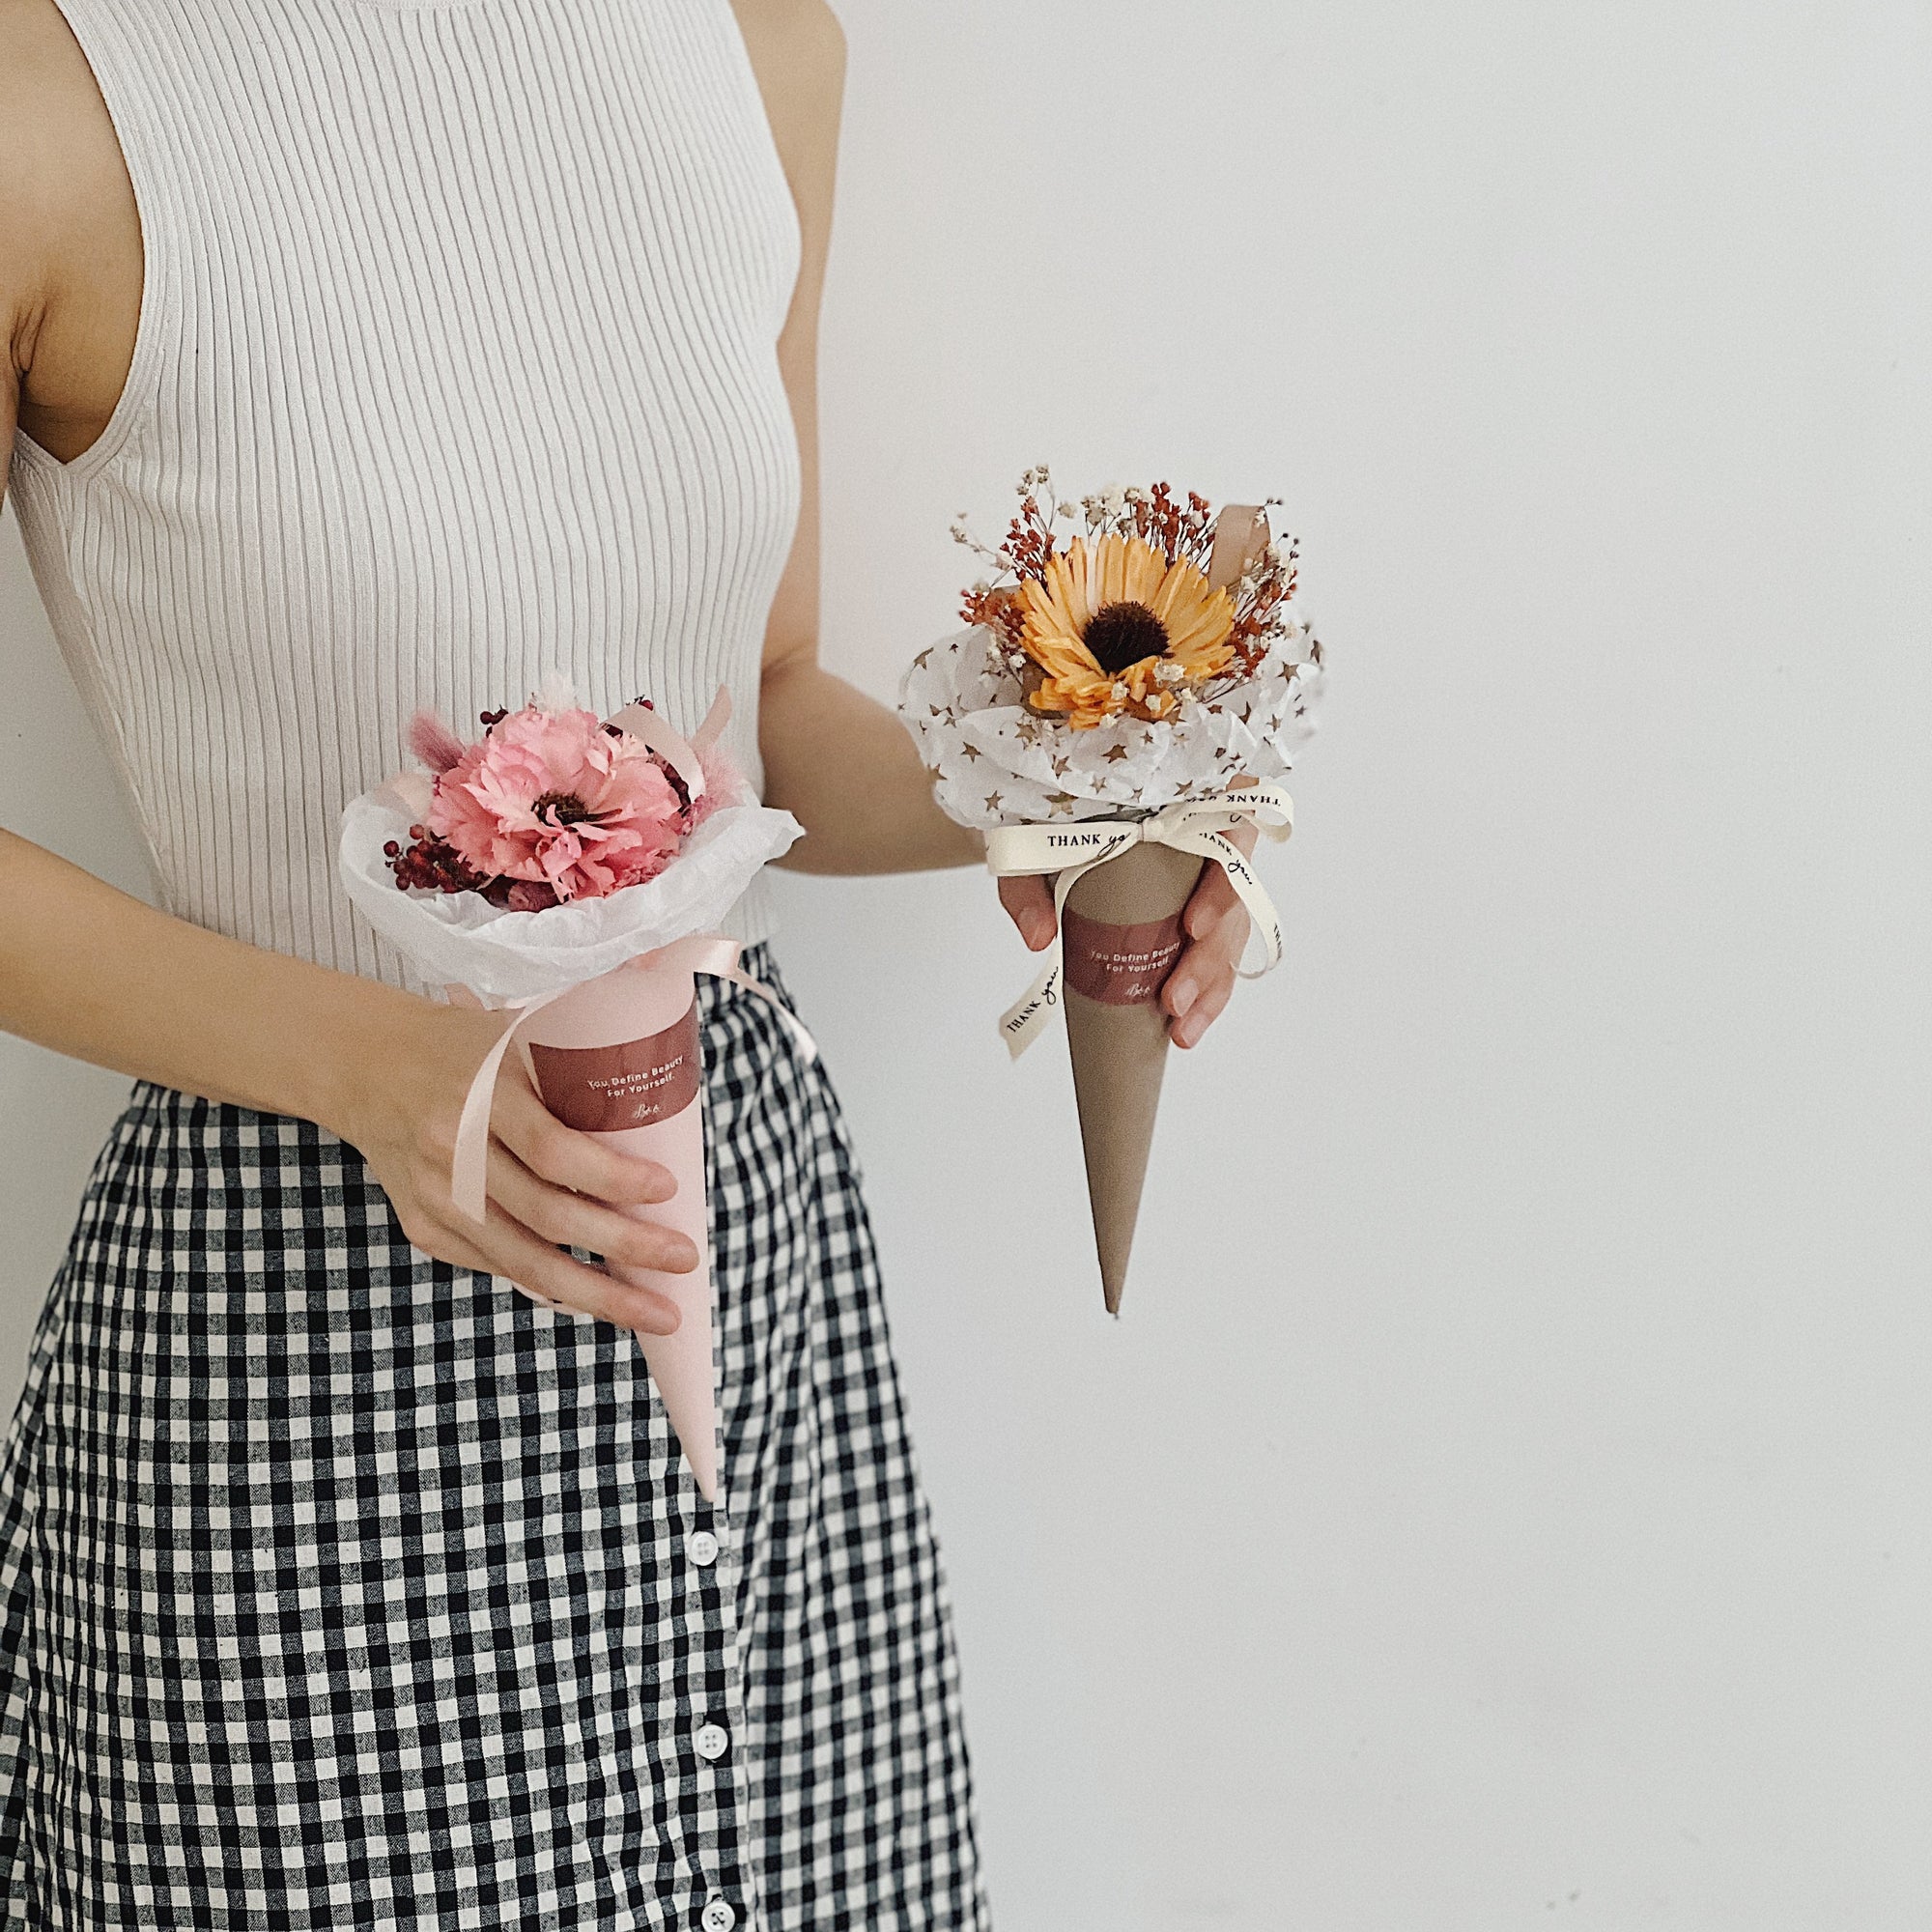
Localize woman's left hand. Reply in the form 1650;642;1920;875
995;820;1257;1048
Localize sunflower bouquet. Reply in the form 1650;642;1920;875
900;469;1323;1310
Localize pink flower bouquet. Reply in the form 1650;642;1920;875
339;684;806;1501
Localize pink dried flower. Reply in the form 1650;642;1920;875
681;739;748;837
429;703;684;901
407;709;469;776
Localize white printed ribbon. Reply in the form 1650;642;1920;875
447;935;817;1225
982;784;1293;1058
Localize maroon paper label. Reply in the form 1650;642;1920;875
1061;908;1186;1007
528;1005;701;1132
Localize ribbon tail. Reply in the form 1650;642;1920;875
449;984;574;1224
997;938;1064;1059
451;1017;526;1225
1170;827;1286;977
709;965;818;1065
691;688;731;758
645;933;820;1065
996;859;1101;1057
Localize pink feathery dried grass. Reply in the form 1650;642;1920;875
407;709;470;776
682;737;748;836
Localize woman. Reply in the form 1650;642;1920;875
0;0;1252;1923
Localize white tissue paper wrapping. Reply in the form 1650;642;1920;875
898;622;1324;830
338;797;803;1004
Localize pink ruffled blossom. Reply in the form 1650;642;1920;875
428;703;684;902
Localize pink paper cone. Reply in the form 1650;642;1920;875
518;954;720;1500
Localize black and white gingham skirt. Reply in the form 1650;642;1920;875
0;950;987;1930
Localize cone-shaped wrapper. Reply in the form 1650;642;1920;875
1057;503;1272;1313
1062;840;1205;1314
519;956;720;1499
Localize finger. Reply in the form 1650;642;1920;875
433;1224;661;1331
998;874;1057;950
474;1208;684;1333
1182;861;1241;941
1164;901;1250;1015
1171;968;1234;1048
1163;941;1212;1020
494;1084;678;1206
490;1148;701;1276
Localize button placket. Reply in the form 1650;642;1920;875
683;1485;757;1931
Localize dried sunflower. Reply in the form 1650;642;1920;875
1015;533;1236;728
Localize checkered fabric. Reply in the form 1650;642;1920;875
0;950;988;1929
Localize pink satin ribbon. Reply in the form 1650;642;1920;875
449;934;817;1225
605;687;730;803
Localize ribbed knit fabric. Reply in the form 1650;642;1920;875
9;0;802;983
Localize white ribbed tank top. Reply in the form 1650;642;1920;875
10;0;801;984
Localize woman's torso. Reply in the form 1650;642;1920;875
8;0;801;984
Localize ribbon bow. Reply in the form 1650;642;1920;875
982;784;1293;1057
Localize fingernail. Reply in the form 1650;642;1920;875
1026;915;1051;950
1169;977;1197;1017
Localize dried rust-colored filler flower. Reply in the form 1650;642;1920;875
954;469;1314;730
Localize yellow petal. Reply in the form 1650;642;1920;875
1124;541;1164;606
1149;560;1199;625
1065;538;1094;631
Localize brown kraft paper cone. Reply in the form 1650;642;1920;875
1055;500;1270;1315
1061;839;1204;1315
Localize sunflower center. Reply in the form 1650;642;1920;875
1083;600;1170;675
531;790;594;826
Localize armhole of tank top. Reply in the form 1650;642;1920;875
10;0;171;488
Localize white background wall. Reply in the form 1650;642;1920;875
5;1;1929;1925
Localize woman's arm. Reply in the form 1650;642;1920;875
0;20;694;1328
733;0;1251;1039
0;833;697;1327
731;0;980;877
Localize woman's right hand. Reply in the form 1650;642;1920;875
333;998;696;1333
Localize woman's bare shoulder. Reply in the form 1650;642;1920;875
728;0;846;164
0;0;121;252
729;0;847;77
0;0;144;464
